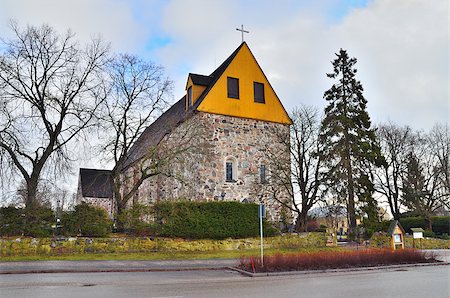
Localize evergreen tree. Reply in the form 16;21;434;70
402;152;433;229
320;49;383;239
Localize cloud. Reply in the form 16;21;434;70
0;0;447;197
157;0;447;130
335;0;448;128
3;0;445;130
0;0;164;53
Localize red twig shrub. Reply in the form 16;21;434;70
239;249;437;272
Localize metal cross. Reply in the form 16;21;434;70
236;24;249;43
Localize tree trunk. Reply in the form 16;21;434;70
115;199;127;232
295;211;308;232
425;214;432;231
345;151;357;240
25;177;39;209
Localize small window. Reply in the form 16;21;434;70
254;82;265;103
226;162;233;182
227;77;239;99
260;165;267;184
187;86;192;107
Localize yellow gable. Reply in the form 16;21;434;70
196;43;292;125
185;76;207;110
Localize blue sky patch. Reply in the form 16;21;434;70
145;35;172;51
327;0;370;23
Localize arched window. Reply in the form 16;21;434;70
225;157;237;182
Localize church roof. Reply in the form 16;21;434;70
188;73;213;86
79;168;113;198
122;97;190;169
122;43;244;170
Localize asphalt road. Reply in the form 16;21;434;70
0;265;448;298
0;259;237;274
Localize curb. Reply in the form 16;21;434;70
229;261;450;277
0;266;229;275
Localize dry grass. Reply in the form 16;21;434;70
239;248;438;272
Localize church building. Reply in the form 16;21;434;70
78;42;292;222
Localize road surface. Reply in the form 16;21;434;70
0;264;448;297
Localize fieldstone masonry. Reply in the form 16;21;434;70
124;112;291;222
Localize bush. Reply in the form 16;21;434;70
431;217;450;235
438;233;449;240
369;232;390;248
306;220;319;232
118;204;157;236
0;206;23;236
423;230;436;238
399;216;449;236
155;201;277;239
399;217;427;233
239;249;437;272
0;206;54;237
61;202;111;237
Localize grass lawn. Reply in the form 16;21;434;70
0;247;343;262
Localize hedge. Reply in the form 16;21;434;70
61;202;112;237
0;206;54;237
399;216;449;235
155;201;277;239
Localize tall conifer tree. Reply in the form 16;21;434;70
320;49;383;238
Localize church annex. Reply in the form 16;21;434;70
78;42;292;222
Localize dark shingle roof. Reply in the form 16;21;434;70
122;96;190;169
121;43;246;170
388;220;405;235
79;168;113;198
189;73;213;86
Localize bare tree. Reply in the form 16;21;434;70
117;118;208;212
264;105;324;232
374;122;416;219
100;54;171;168
0;22;109;208
428;123;450;200
99;54;211;226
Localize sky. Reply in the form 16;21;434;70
0;0;448;199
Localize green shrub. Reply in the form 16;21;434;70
0;206;54;237
438;233;449;240
155;201;277;239
117;204;157;236
61;202;111;237
423;230;436;238
399;216;449;236
369;232;390;248
23;206;54;237
0;206;23;236
399;217;427;233
431;217;450;235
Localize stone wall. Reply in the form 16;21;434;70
122;112;292;222
76;177;114;218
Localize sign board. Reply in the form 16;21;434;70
413;232;423;239
258;204;265;218
411;228;424;239
394;234;402;243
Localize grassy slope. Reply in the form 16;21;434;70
0;247;342;262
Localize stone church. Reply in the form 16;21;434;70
78;42;292;222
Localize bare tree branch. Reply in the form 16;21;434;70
0;22;109;207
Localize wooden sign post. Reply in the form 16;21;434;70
388;220;405;250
